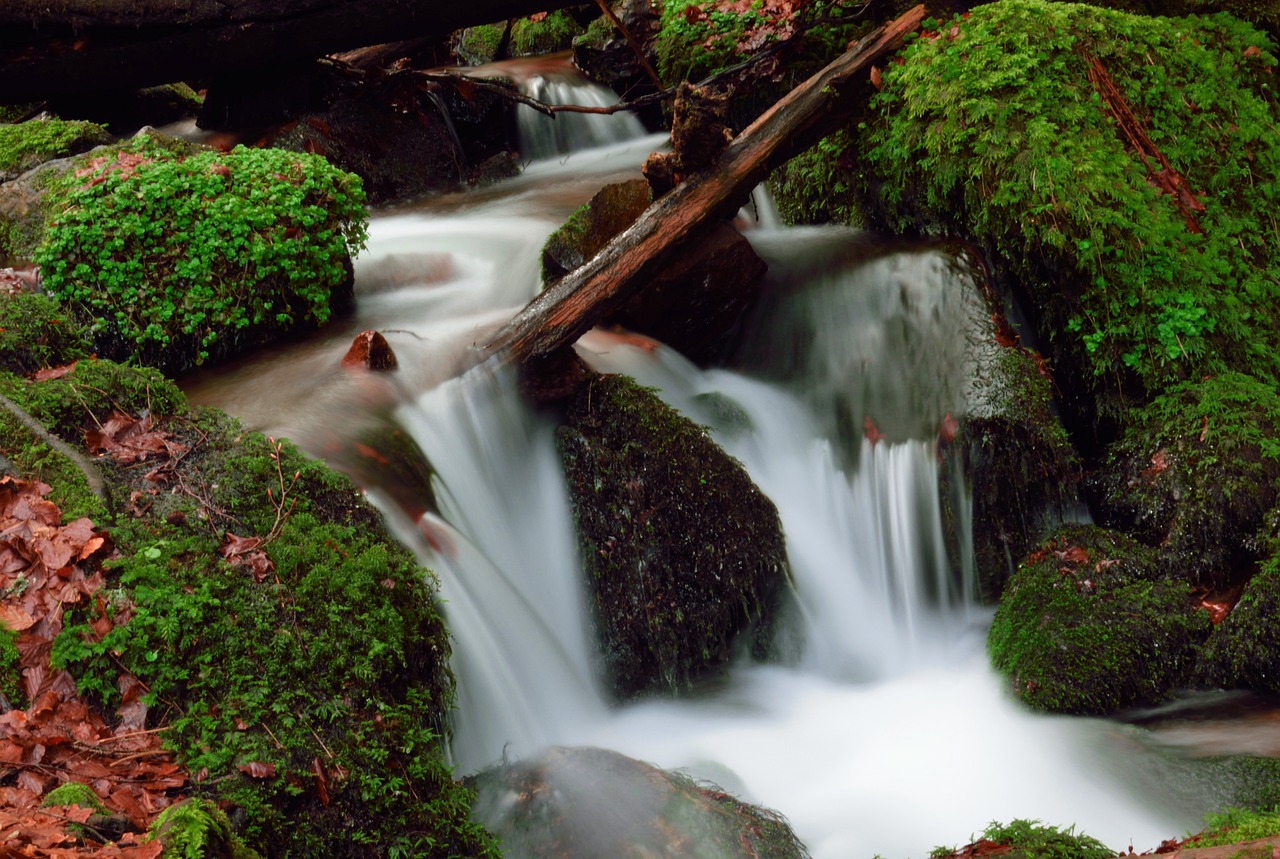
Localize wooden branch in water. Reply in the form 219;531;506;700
478;4;927;365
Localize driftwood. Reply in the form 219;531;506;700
0;0;575;101
480;4;926;365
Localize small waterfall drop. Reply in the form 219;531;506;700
184;108;1220;858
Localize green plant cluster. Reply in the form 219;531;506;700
49;417;496;856
1091;372;1280;589
933;819;1115;859
0;117;109;178
151;798;261;859
556;373;788;700
1188;806;1280;847
510;10;585;56
35;134;368;375
988;523;1212;714
858;0;1280;409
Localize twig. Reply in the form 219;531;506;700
592;0;663;91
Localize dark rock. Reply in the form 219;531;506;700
49;82;202;134
541;178;652;283
1194;559;1280;695
341;330;398;371
988;523;1212;715
572;0;662;94
556;373;789;700
520;346;593;406
470;746;810;859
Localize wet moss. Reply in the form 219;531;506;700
510;10;585;57
0;625;21;710
0;293;94;376
1090;372;1280;590
556;374;789;700
0;117;110;179
150;798;260;859
540;179;651;285
1194;555;1280;693
988;523;1212;714
41;782;110;814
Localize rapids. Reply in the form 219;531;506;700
185;72;1227;858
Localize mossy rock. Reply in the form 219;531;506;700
839;0;1280;448
150;798;260;859
32;132;367;376
1194;555;1280;693
510;10;586;57
0;292;94;376
1089;372;1280;590
556;374;789;700
470;746;808;859
0;117;110;181
988;523;1212;714
541;179;651;284
956;344;1080;600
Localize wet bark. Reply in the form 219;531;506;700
480;5;927;366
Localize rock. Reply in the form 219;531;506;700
469;746;810;859
988;523;1212;715
1194;559;1280;694
341;330;398;371
573;0;662;93
556;373;789;700
541;178;652;283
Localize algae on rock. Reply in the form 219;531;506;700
557;373;789;700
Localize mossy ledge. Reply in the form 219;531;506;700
556;373;790;701
0;329;497;856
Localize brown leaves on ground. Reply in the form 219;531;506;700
0;476;189;856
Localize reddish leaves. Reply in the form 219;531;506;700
84;414;188;470
220;533;273;582
0;477;190;855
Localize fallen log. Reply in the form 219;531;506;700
0;0;574;102
480;4;926;365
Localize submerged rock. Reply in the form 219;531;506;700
469;746;810;859
556;373;789;700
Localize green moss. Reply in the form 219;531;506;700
1092;372;1280;589
50;422;496;857
855;0;1280;433
151;798;261;859
33;133;368;376
988;523;1212;714
769;130;864;226
42;781;110;814
1189;806;1280;847
1194;556;1280;692
933;819;1115;859
556;374;789;700
0;624;21;710
454;23;508;65
540;179;651;284
0;293;94;376
0;117;110;177
510;10;584;57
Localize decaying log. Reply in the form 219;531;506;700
479;4;926;365
0;0;575;102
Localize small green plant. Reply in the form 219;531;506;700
41;781;109;814
1190;807;1280;847
982;819;1115;859
150;798;260;859
35;135;368;375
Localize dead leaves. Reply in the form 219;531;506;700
84;414;188;472
0;477;189;856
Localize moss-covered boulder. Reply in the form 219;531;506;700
988;524;1212;714
541;179;652;284
1089;373;1280;591
150;798;261;859
0;341;495;856
0;117;110;183
1194;555;1280;693
30;131;367;377
0;292;93;376
469;746;808;859
557;373;789;700
793;0;1280;447
454;11;587;64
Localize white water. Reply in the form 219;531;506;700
186;76;1218;858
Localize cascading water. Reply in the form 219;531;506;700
186;68;1222;858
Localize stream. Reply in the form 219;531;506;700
185;70;1229;857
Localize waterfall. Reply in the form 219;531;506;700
184;77;1218;857
509;60;647;161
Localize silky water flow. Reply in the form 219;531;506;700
186;71;1226;858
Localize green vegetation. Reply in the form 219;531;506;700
0;117;109;177
933;819;1115;859
1195;557;1280;692
41;781;109;814
988;523;1211;714
150;798;261;859
769;130;863;226
1092;372;1280;589
857;1;1280;418
557;374;788;700
0;292;93;376
34;133;368;375
510;10;585;57
0;624;21;710
1189;806;1280;848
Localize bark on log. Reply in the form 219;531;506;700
0;0;575;102
480;5;926;365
